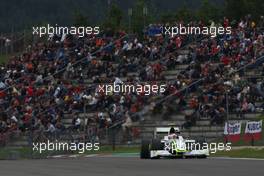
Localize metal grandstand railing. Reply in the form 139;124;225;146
130;35;207;119
133;53;264;121
0;33;133;150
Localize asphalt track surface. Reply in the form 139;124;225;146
0;156;263;176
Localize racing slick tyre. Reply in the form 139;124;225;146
150;139;164;159
151;139;163;150
140;140;150;159
193;137;207;159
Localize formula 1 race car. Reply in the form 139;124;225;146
140;127;209;159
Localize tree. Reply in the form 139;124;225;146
197;0;220;24
73;10;89;27
160;12;176;24
248;0;264;20
132;0;149;34
175;4;192;22
104;3;123;31
224;0;247;20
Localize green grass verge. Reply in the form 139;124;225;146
84;146;140;154
211;148;264;159
2;146;264;159
0;147;61;160
0;145;140;160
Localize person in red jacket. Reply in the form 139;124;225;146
27;86;34;97
221;55;231;65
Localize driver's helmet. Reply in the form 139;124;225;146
169;127;175;134
169;127;177;139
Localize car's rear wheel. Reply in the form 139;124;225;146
140;140;150;159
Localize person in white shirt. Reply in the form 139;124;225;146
114;77;123;85
45;122;56;133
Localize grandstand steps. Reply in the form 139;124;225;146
164;74;179;80
168;113;261;121
133;119;224;137
255;102;263;107
81;64;190;84
169;114;185;120
134;113;261;142
163;65;188;74
6;140;29;147
227;113;261;120
135;125;223;133
1;132;30;148
127;72;139;77
61;119;73;125
139;130;222;141
177;50;190;55
163;70;180;76
59;110;261;143
60;111;263;124
245;70;259;76
228;119;258;124
83;79;93;84
175;64;189;70
147;55;264;142
243;73;263;77
63;112;98;119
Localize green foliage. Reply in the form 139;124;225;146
211;148;264;158
247;0;264;20
160;12;177;24
1;0;264;35
73;10;89;27
132;0;149;34
104;3;123;31
224;0;264;20
224;0;247;20
175;5;193;22
196;0;221;24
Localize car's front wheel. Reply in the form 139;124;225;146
140;140;150;159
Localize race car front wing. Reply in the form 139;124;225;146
150;148;209;158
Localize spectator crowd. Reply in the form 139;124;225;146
0;15;264;143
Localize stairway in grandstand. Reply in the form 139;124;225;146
8;36;202;146
57;53;264;144
132;54;264;143
4;37;264;147
58;37;200;127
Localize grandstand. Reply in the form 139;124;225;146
0;16;264;150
